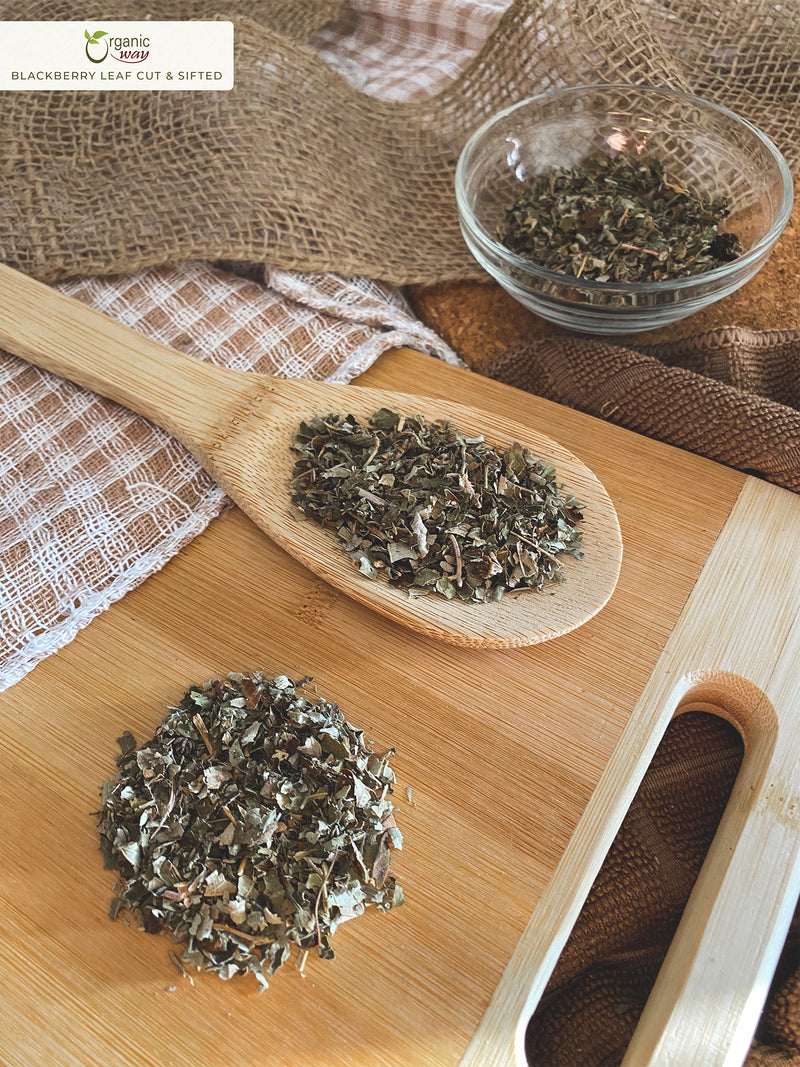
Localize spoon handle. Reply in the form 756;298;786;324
0;262;254;450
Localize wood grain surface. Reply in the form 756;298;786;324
463;477;800;1066
0;348;747;1067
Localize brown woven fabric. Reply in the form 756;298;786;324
485;328;800;491
2;0;800;283
641;328;800;410
525;712;800;1066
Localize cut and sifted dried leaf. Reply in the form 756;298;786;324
291;408;584;603
96;672;403;988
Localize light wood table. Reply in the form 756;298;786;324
2;347;798;1067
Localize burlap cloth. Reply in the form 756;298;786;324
2;0;799;281
2;1;799;1061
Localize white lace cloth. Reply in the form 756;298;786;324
0;1;510;690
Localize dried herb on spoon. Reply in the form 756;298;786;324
291;407;584;603
96;671;403;989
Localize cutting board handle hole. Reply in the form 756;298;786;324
523;682;757;1066
675;670;778;753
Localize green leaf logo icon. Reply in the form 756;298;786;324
84;28;109;62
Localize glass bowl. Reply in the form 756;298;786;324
455;85;793;334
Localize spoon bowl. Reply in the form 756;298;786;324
0;262;622;648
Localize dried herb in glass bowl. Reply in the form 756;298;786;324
498;154;743;283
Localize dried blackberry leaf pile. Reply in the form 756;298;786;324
291;407;584;603
499;154;743;283
97;672;403;988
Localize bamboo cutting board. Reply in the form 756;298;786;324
1;347;798;1067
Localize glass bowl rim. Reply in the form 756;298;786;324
454;83;794;295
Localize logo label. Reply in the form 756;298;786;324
0;22;234;90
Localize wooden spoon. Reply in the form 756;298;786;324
0;262;622;648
